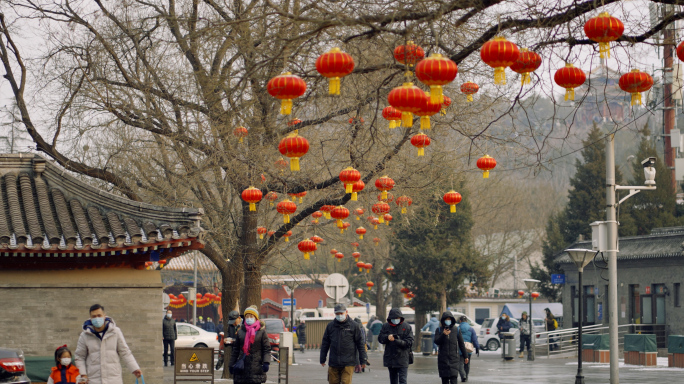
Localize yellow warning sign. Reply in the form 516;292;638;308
189;353;199;362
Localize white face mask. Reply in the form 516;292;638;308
60;358;71;366
166;313;172;318
245;318;256;325
336;314;346;322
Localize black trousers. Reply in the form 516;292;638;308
519;334;531;352
388;367;408;384
463;354;471;377
441;377;459;384
163;339;175;364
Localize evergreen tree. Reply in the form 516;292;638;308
530;211;566;301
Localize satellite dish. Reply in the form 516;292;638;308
324;273;349;302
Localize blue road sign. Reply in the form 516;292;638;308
551;274;566;284
366;303;371;314
318;299;324;308
282;298;297;307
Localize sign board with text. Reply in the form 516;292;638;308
551;274;565;284
174;347;214;384
282;298;297;307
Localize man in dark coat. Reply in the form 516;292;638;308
296;319;307;352
434;311;468;383
224;310;242;379
162;309;177;366
320;304;367;384
378;308;413;384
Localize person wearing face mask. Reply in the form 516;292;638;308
74;304;142;384
228;306;271;384
162;309;178;366
434;311;468;383
48;345;82;384
320;304;367;384
378;308;414;384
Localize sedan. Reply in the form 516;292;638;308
263;318;287;351
176;323;220;350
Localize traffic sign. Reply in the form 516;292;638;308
551;274;565;284
282;298;297;307
366;303;371;314
324;273;349;302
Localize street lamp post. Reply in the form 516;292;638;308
566;249;598;384
523;279;540;361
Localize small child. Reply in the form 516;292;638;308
48;345;82;384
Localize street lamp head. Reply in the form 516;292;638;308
565;248;597;272
523;278;540;291
641;157;656;186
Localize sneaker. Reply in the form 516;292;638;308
519;352;524;358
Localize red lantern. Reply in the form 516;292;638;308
312;211;323;224
375;176;395;200
288;191;307;203
373;237;380;246
351;180;365;201
274;158;289;173
265;191;278;206
257;226;267;239
268;230;275;237
584;12;624;59
241;186;263;211
554;63;586;101
443;190;462;213
315;47;355;95
509;48;542;86
388;82;426;127
480;36;520;85
320;205;335;220
287;118;302;127
382;106;403;129
393;42;425;67
518;290;525;298
283;230;292;242
356;288;364;297
357;261;366;272
364;263;373;273
395;195;413;214
352;251;361;262
461;82;479;102
339;167;362;194
267;72;307;115
356;227;367;240
331;205;350;228
233;126;248;143
477;155;497;179
677;41;684;62
378;192;395;203
311;235;323;244
276;200;297;223
415;53;458;103
386;267;394;274
410;133;431;157
383;214;393;225
354;208;365;220
278;132;310;171
335;252;344;263
330;248;338;255
298;238;317;260
441;95;451;116
351;242;360;250
400;287;410;294
414;91;442;130
619;69;654;106
341;221;351;234
366;281;375;291
372;202;390;223
531;292;540;300
370;217;380;229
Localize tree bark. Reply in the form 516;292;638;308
440;288;447;315
375;273;387;321
414;308;427;352
240;202;262;310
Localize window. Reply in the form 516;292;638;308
264;320;285;333
474;308;490;324
675;283;681;307
177;325;191;336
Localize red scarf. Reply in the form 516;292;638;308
242;320;261;356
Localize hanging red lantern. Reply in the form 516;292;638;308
283;230;292;242
267;72;307;115
233;126;248;143
298;238;317;260
406;293;416;299
375;176;395;200
382;106;403;129
274;158;289;174
330;249;338;256
480;36;520;85
267;230;275;237
288;191;307;203
518;290;525;298
531;292;540;300
320;205;335;220
311;235;324;244
364;263;373;273
400;288;410;295
287;118;302;127
395;196;413;214
388;82;426;127
677;41;684;62
393;41;425;67
584;12;624;59
386;267;394;274
351;242;360;250
373;237;380;246
414;91;442;130
257;226;267;239
357;261;366;272
352;251;361;262
410;133;431;157
619;69;654;106
335;252;344;263
441;95;451;116
241;186;263;211
351;180;365;201
354;208;365;220
383;214;393;225
330;206;350;228
356;288;364;297
443;190;462;213
366;281;375;291
554;63;586;101
477;155;497;179
415;53;458;103
278;132;310;171
378;192;395;203
339;167;362;194
509;48;542;86
356;227;367;240
369;217;379;229
276;200;297;223
312;211;323;224
460;82;479;102
372;202;391;223
341;221;351;234
265;191;278;206
315;47;355;95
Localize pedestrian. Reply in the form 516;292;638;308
518;311;532;358
496;314;511;340
197;315;205;328
458;316;479;382
48;345;82;384
228;306;271;384
216;317;224;335
366;316;375;349
545;308;558;351
378;308;413;384
74;304;142;384
320;304;367;384
353;318;368;373
296;319;307;352
224;310;242;379
421;314;441;355
163;309;178;366
205;317;216;332
434;311;468;384
370;316;383;351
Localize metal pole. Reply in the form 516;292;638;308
528;294;534;361
576;268;584;384
193;252;198;326
514;254;518;293
290;286;294;331
606;135;619;384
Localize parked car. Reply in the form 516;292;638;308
479;317;546;351
0;348;29;384
176;323;220;350
264;318;288;351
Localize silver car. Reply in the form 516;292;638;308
479;317;546;351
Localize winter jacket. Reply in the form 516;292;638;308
378;308;414;368
227;323;241;340
519;317;532;335
163;317;177;340
228;320;271;384
459;322;472;343
216;322;224;335
546;313;557;331
434;311;467;378
74;318;140;384
204;321;216;333
469;328;480;350
320;316;367;368
370;320;383;336
47;364;81;384
296;323;307;344
421;317;440;334
497;317;511;334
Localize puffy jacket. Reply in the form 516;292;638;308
228;321;271;384
469;328;480;350
422;317;440;334
320;316;367;368
74;318;140;384
497;317;511;334
204;321;216;333
378;308;414;368
163;317;177;340
519;317;532;335
296;323;307;344
47;364;81;384
459;322;472;343
434;311;467;378
370;320;383;336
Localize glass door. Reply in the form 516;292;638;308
642;296;653;324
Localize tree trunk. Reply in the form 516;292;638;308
440;288;447;315
375;273;387;321
390;284;403;308
414;308;427;352
240;202;262;310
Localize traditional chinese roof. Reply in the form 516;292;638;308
0;154;204;269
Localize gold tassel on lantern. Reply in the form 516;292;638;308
283;214;290;223
631;92;641;106
259;234;264;239
359;234;364;240
401;112;413;127
345;183;353;194
356;215;360;220
239;137;244;144
429;85;444;104
336;219;343;228
378;216;384;224
280;99;293;115
564;88;575;101
340;228;344;234
417;147;425;157
352;192;358;201
385;220;390;226
494;67;506;85
289;157;300;171
249;203;256;211
440;108;446;116
483;170;490;179
420;116;431;130
599;42;610;59
521;73;531;85
329;77;341;95
304;252;310;260
285;237;289;242
389;120;397;129
401;207;407;214
450;205;456;213
381;190;388;200
466;94;473;102
373;223;378;230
